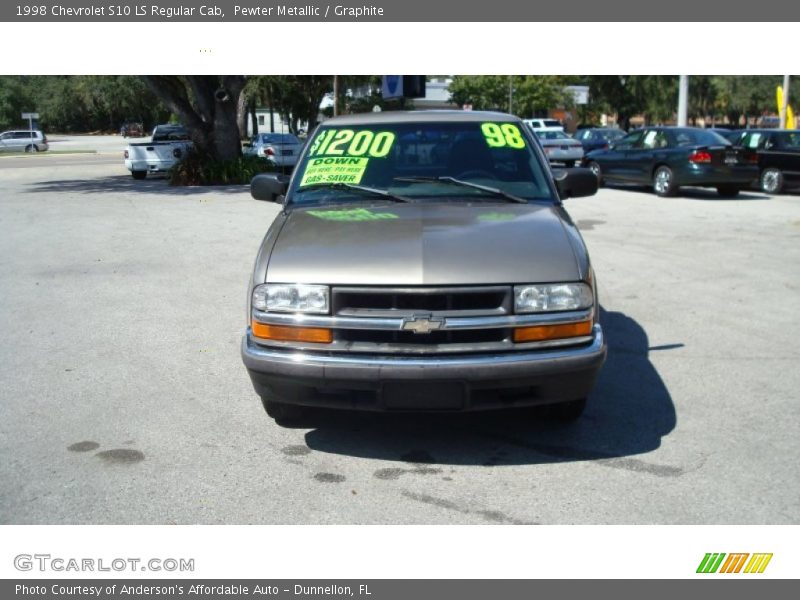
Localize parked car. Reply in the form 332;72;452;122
241;110;606;422
123;124;192;179
0;130;48;153
245;132;303;168
119;121;145;138
534;130;584;167
523;118;564;133
709;128;745;145
737;129;800;194
583;127;758;197
573;127;626;154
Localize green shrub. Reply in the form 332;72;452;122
169;152;277;186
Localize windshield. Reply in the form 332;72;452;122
260;133;300;145
673;129;730;147
287;120;555;206
535;130;570;140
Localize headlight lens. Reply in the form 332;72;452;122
514;283;593;313
252;284;329;314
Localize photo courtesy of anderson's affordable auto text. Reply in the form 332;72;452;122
0;0;799;594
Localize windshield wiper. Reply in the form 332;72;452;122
394;176;529;204
296;182;412;203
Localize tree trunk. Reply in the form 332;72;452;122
266;84;275;132
236;91;248;140
249;100;258;137
141;75;246;161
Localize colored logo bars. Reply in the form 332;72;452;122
696;553;773;574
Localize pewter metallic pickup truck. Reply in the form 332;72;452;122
241;111;606;422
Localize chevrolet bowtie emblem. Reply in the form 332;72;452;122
401;315;445;334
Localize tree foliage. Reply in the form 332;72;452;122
0;75;169;132
448;75;573;116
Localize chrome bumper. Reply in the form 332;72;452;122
242;324;606;411
243;324;605;380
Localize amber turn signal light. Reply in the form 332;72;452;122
252;321;333;344
512;319;593;343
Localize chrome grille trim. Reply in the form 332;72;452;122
252;308;592;331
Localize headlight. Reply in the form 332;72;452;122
252;284;329;314
514;283;593;313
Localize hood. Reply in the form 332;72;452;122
266;202;582;285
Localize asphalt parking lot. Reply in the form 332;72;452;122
1;150;798;524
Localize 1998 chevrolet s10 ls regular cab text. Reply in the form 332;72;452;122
241;111;606;422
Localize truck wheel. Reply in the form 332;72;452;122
547;398;587;422
131;170;147;180
760;168;784;194
716;185;740;197
653;166;677;197
261;398;305;422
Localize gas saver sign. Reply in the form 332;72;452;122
300;156;370;186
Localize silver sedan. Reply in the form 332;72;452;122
535;130;584;167
245;133;304;169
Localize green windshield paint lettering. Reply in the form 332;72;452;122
326;129;356;155
312;129;335;156
308;130;325;156
477;211;518;222
368;132;395;157
482;123;506;147
308;129;396;158
481;122;526;149
348;130;373;156
306;208;399;222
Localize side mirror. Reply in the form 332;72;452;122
553;168;598;200
251;173;290;202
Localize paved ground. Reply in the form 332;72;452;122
1;153;798;524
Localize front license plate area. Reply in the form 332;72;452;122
382;381;466;411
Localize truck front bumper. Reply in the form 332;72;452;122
241;324;607;411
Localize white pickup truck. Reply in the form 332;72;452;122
123;124;192;179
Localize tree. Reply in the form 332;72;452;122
448;75;572;116
584;76;677;129
141;76;247;160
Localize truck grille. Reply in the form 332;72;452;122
332;286;510;317
330;286;511;353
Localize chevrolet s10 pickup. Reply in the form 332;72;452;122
241;111;606;422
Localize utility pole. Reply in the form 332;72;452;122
779;75;791;129
677;75;689;126
333;75;340;117
508;75;513;114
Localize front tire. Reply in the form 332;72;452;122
653;166;677;197
587;161;603;186
261;398;305;423
716;185;740;197
760;168;784;194
548;398;587;422
131;170;147;180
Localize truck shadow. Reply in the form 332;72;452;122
27;175;249;196
298;308;678;470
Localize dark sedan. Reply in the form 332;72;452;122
583;127;758;197
573;127;626;154
736;129;800;194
